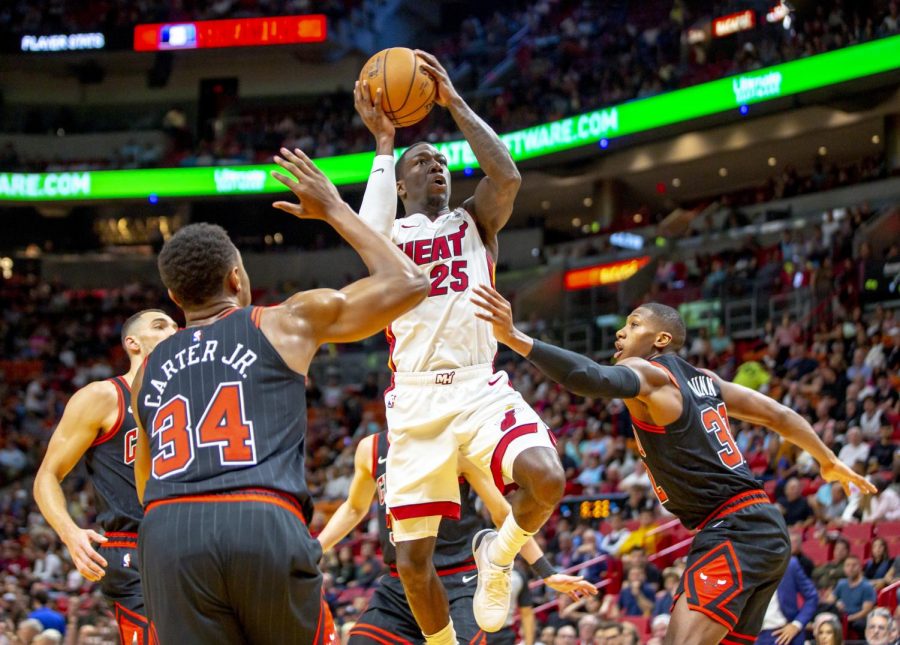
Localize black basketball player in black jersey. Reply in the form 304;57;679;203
472;286;875;645
317;432;596;645
130;148;429;645
34;309;178;644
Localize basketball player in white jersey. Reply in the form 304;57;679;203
353;51;566;645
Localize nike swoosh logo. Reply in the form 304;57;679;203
371;168;385;175
400;223;418;228
462;574;477;584
378;456;388;464
487;374;503;386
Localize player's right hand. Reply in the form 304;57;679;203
272;148;345;221
820;459;877;497
64;528;108;582
354;81;395;142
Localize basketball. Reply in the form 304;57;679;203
359;47;436;127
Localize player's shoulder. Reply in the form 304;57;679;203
66;378;120;418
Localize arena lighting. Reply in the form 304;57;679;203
564;257;651;290
133;14;326;51
712;10;756;38
2;34;900;202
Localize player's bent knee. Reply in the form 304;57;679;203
513;447;565;506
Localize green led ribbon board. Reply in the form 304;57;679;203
2;34;898;202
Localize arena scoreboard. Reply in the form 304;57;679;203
559;494;629;521
133;14;326;51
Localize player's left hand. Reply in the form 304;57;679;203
543;573;598;601
820;458;877;497
271;147;345;221
414;50;460;107
472;284;517;346
773;622;800;645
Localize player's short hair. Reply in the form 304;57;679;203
395;141;432;180
120;309;168;349
638;302;686;351
158;223;238;308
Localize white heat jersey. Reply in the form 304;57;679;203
387;207;496;373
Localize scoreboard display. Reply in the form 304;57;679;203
134;14;326;51
559;494;629;521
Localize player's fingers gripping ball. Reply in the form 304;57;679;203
359;47;436;127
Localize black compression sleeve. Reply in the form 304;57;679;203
526;339;641;399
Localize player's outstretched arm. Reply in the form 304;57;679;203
713;374;877;497
415;50;521;242
272;147;429;345
472;284;643;400
460;457;597;600
355;80;398;237
317;436;378;553
33;382;112;581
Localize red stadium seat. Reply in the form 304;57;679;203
878;581;900;613
802;540;830;566
876;521;900;538
848;540;869;561
620;615;650;636
840;523;874;542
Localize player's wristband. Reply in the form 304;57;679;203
530;555;556;579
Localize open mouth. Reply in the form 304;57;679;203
430;175;447;187
614;342;623;359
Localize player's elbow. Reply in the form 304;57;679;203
400;269;430;305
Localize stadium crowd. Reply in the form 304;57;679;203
2;0;900;172
0;190;897;643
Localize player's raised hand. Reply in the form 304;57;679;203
472;284;518;345
63;527;108;582
820;459;877;497
414;50;459;107
354;80;395;142
543;573;599;601
272;147;345;221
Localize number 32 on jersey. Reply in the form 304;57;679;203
150;382;257;479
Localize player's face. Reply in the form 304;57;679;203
127;313;178;356
399;144;450;208
614;309;665;360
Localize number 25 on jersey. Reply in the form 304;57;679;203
151;382;257;479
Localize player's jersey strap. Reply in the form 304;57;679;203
84;376;143;533
630;353;763;530
136;306;313;521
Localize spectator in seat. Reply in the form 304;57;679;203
552;624;577;645
812;614;843;645
16;618;43;644
837;427;869;469
864;607;893;645
623;547;661;589
829;554;876;636
577;614;598;645
863;537;893;591
599;510;631;555
652;567;679;618
592;622;620;645
813;538;850;588
618;566;655;617
777;477;815;528
756;556;818;645
862;476;900;522
617;504;661;556
812;482;849;525
868;422;897;471
26;590;65;634
789;532;815;578
859;396;884;441
620;620;640;645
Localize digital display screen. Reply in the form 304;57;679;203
133;14;326;51
559;494;628;520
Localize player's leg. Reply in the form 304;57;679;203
347;583;427;645
138;503;246;645
395;534;452;639
665;593;729;645
99;539;154;645
224;494;335;645
385;389;462;644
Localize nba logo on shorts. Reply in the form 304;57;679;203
434;371;455;385
123;553;131;568
386;393;397;408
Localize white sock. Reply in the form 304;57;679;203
424;620;457;645
489;515;535;566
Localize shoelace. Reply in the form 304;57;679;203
482;564;512;606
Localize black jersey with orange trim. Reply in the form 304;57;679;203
372;432;485;573
136;306;313;521
630;353;762;530
84;376;143;533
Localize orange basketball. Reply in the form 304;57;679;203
359;47;436;128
